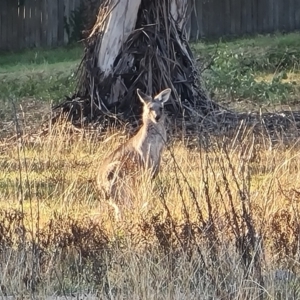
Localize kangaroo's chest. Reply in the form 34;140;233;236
139;126;166;165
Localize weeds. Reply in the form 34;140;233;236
205;49;295;103
1;120;300;298
193;32;300;105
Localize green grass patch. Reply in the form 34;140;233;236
193;32;300;72
192;32;300;105
0;45;82;70
0;45;82;103
1;33;300;110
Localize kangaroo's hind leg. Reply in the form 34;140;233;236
109;179;134;221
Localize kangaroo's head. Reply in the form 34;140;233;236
137;88;171;124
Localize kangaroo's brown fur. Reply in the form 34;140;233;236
97;88;171;219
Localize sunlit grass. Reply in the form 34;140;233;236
1;121;300;297
1;122;300;234
255;71;300;85
1;33;300;298
1;119;300;297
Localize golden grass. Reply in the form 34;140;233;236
1;122;300;298
255;71;300;85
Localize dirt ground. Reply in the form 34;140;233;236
1;97;300;141
0;98;51;139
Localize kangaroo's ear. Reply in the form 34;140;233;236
154;88;171;104
137;89;152;104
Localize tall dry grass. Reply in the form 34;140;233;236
1;120;300;299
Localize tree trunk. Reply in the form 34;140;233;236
53;0;222;127
92;0;142;77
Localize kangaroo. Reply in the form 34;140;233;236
97;88;171;219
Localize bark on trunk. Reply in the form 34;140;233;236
93;0;142;76
170;0;189;30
